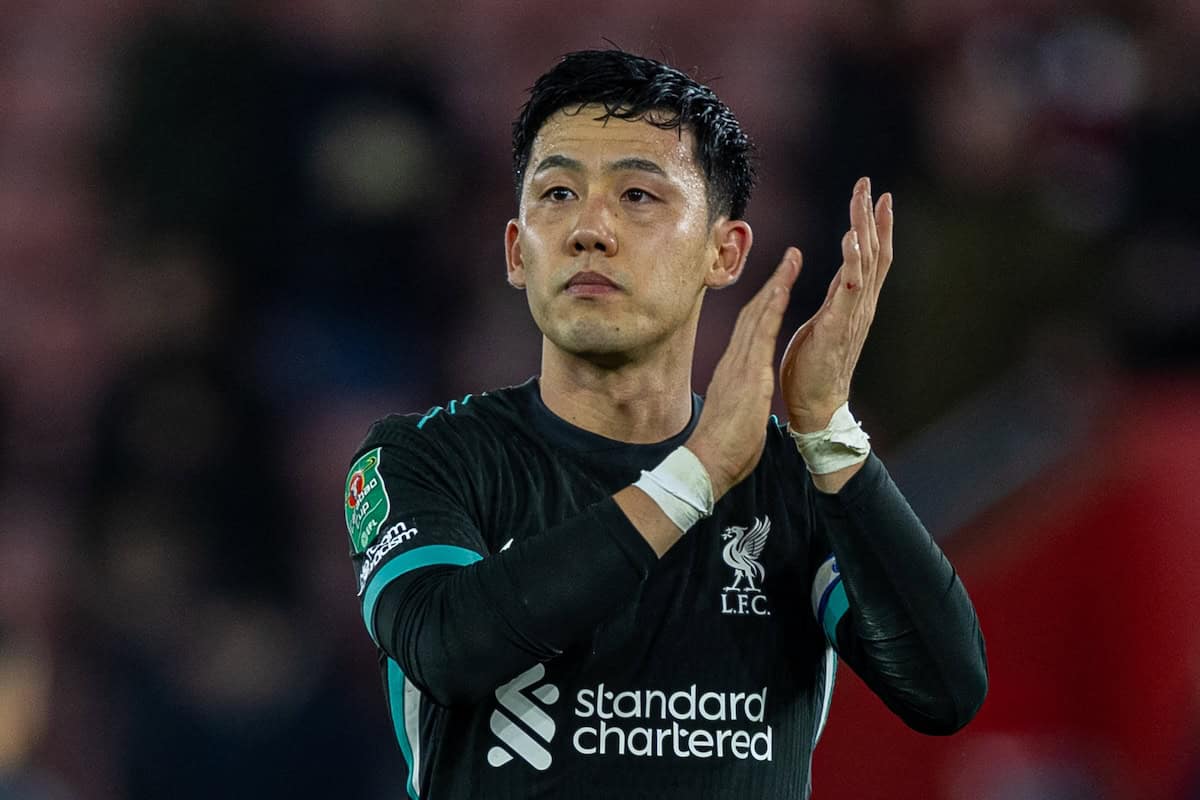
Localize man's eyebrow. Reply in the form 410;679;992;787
532;154;583;175
531;155;669;177
606;157;667;177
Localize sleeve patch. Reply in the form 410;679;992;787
357;521;420;596
346;447;392;553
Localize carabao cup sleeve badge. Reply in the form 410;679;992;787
345;447;391;553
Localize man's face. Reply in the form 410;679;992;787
506;107;738;364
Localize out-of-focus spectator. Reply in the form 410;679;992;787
0;628;72;800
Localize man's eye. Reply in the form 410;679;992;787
623;188;653;203
544;187;575;201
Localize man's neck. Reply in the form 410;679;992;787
538;336;696;445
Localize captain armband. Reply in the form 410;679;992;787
811;555;849;647
633;446;714;532
787;402;871;475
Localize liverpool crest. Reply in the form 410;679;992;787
720;517;771;616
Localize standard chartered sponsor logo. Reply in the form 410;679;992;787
486;672;773;769
487;663;560;771
572;684;773;761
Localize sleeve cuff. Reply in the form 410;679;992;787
814;452;887;511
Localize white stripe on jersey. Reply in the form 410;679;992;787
405;678;423;795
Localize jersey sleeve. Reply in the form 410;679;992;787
806;454;988;735
345;416;489;647
344;414;660;706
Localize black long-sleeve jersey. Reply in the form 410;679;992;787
344;378;987;800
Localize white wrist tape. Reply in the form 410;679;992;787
788;402;871;474
633;446;715;532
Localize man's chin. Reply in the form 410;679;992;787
563;343;636;367
545;327;641;367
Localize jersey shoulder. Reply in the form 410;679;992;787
353;382;531;463
343;384;532;557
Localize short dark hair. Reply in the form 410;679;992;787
512;49;755;220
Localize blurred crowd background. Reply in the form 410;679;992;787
1;1;1198;798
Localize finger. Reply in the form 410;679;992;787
730;248;800;357
756;246;802;301
751;282;791;368
874;192;894;294
829;228;864;318
735;247;798;326
758;251;796;335
864;177;880;269
745;248;800;325
748;250;800;356
773;247;802;293
849;178;876;288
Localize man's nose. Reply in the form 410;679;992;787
567;199;618;256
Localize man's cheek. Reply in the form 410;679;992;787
528;287;560;333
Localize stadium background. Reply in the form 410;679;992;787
1;1;1198;798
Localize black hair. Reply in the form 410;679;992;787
512;49;755;220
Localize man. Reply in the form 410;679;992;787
344;49;987;799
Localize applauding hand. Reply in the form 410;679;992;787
781;177;894;434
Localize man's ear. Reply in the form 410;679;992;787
505;219;526;289
705;218;753;290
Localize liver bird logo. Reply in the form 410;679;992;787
721;517;770;592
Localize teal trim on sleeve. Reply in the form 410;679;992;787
387;660;421;800
362;545;484;645
821;579;850;646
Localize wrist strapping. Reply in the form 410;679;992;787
788;402;871;474
633;446;714;532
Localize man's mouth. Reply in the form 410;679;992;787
565;271;621;296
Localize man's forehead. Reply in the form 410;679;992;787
529;107;699;173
